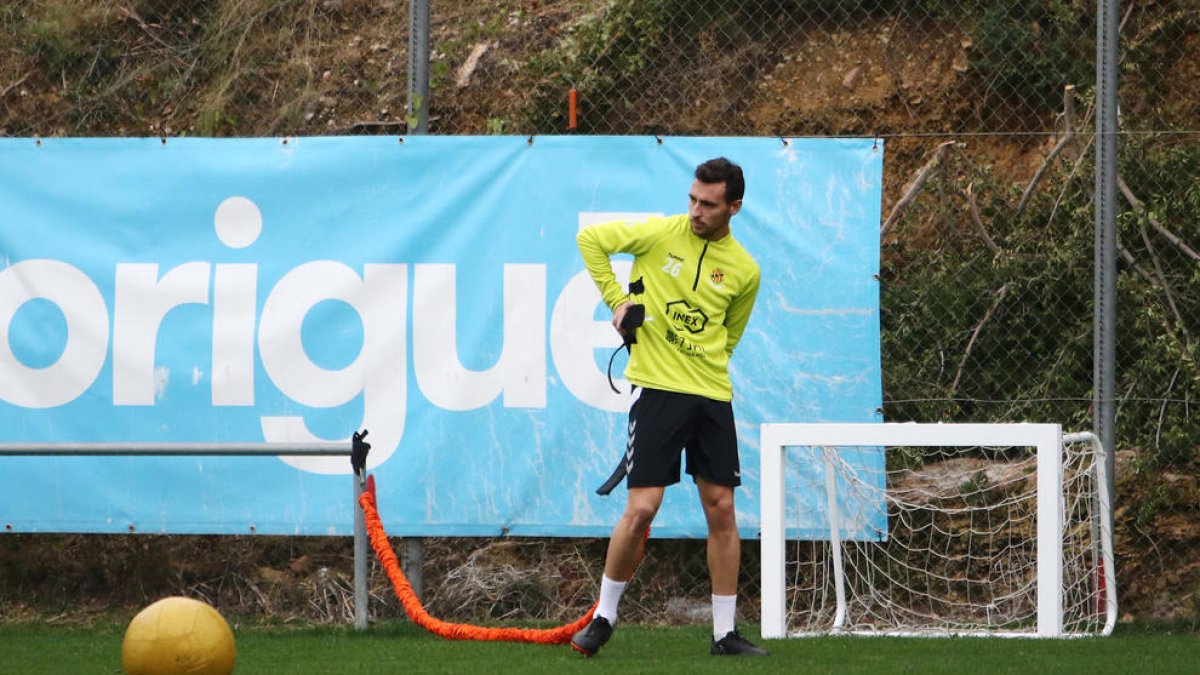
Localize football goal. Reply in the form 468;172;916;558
760;423;1116;638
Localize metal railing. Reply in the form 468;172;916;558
0;441;369;630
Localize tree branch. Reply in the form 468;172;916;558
1119;242;1198;375
1138;224;1193;344
1045;135;1095;229
881;140;955;237
0;73;30;101
1015;85;1076;216
964;182;1002;256
1117;175;1200;262
950;283;1010;397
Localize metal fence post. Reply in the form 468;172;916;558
402;0;430;600
407;0;430;134
1094;0;1120;518
353;472;368;629
404;538;424;602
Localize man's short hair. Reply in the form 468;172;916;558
694;157;745;204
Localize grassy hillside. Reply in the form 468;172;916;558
1;0;1197;625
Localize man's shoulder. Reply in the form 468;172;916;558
628;213;689;246
581;213;687;238
594;213;687;228
648;213;689;232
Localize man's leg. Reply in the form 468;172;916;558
572;486;664;656
598;486;664;622
697;477;738;595
604;486;665;582
697;477;765;655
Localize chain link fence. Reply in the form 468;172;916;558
0;0;1197;627
426;0;1198;627
425;0;1198;627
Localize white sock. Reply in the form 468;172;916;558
712;594;737;640
596;575;628;624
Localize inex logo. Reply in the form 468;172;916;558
665;300;708;334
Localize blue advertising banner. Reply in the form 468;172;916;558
0;136;883;538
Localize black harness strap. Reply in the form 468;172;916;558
599;279;646;493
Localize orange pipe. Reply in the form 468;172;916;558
568;88;578;131
359;490;649;644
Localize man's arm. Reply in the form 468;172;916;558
723;266;760;357
576;217;659;311
610;300;635;337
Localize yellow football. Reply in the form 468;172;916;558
122;596;236;675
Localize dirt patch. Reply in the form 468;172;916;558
744;18;975;136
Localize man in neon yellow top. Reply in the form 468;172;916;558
571;158;765;657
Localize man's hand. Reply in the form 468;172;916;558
612;301;635;336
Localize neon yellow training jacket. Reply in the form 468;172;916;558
577;214;761;401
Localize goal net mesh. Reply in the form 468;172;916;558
782;437;1107;636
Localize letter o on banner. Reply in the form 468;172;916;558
0;260;110;408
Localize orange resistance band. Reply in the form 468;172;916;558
359;490;648;644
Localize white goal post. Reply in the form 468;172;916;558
760;423;1117;638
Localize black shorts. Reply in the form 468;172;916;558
624;387;741;489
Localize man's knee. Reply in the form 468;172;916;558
623;501;659;530
620;488;663;531
700;486;737;529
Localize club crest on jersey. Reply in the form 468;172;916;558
709;268;725;285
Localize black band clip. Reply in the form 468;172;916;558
351;429;371;486
606;303;645;394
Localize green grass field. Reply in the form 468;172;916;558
2;620;1197;674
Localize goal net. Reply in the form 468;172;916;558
760;423;1116;638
